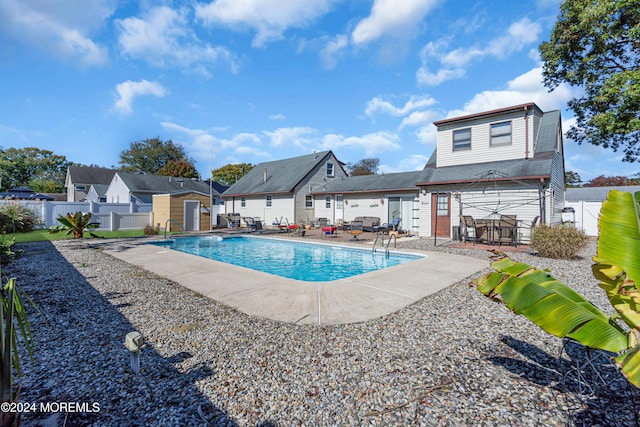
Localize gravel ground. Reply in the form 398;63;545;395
5;237;640;426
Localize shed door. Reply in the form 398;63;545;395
184;200;200;231
431;193;450;237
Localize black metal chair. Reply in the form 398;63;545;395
459;215;478;244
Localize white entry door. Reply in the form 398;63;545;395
184;200;200;231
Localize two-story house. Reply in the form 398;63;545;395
416;102;565;239
222;151;348;226
65;166;118;202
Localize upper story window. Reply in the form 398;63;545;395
326;162;334;177
265;195;272;207
452;128;471;151
241;197;246;208
75;185;87;191
491;121;512;145
305;195;313;208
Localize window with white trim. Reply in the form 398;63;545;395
326;162;334;177
325;196;331;209
491;121;512;145
241;197;246;208
265;195;272;207
453;128;471;151
305;195;313;208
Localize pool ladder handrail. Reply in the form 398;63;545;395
164;219;185;239
372;231;385;253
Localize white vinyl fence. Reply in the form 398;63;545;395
0;200;153;231
564;201;602;236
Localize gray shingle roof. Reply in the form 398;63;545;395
67;166;117;185
223;151;337;196
116;172;218;195
90;184;109;197
313;171;423;194
565;186;640;202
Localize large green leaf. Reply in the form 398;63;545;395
473;256;628;353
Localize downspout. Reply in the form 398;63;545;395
524;105;530;159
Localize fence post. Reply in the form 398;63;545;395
149;212;153;229
110;211;115;231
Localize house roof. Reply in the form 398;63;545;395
313;171;423;194
67;166;117;185
0;187;54;200
432;102;542;126
223;151;338;196
565;186;640;202
417;109;561;186
89;184;109;197
115;171;219;196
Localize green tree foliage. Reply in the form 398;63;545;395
347;158;379;176
584;175;640;187
564;170;582;188
119;138;194;174
157;159;199;179
0;147;69;191
212;163;254;185
539;0;640;161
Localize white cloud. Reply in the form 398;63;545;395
400;110;438;129
351;0;439;45
365;95;436;118
319;34;348;69
379;154;430;173
264;127;318;147
416;124;437;145
321;131;401;156
114;80;168;114
0;0;110;66
269;113;286;121
116;6;234;74
195;0;336;48
416;17;542;87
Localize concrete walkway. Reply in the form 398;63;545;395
100;237;488;325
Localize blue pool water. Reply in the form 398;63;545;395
150;236;422;282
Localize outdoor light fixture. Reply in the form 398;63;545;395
125;331;144;375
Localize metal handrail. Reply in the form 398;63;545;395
385;233;397;256
372;231;385;252
164;219;184;239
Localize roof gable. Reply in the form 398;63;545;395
223;151;339;196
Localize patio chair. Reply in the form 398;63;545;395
497;215;518;246
459;215;477;244
375;217;401;234
243;217;261;232
348;220;364;240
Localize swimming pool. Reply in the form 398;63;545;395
150;236;423;282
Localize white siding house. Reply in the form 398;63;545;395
222;151;348;227
416;103;565;240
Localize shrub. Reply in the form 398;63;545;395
530;224;588;259
144;225;159;236
0;237;22;266
0;203;40;233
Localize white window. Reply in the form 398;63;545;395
335;195;344;210
325;196;331;209
241;197;246;208
491;121;512;145
326;162;334;177
265;195;272;207
305;195;313;208
75;185;87;191
453;128;471;151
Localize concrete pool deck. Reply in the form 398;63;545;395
100;237;489;325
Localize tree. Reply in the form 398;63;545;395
0;147;69;191
584;175;640;187
564;170;583;188
347;158;379;176
157;159;199;179
212;163;254;185
119;138;194;174
539;0;640;162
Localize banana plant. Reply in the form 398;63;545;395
472;190;640;388
48;211;100;239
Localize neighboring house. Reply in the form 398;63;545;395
105;171;221;204
65;166;118;202
0;187;54;201
87;184;108;203
312;171;422;234
565;186;640;236
416;102;565;240
222;151;348;226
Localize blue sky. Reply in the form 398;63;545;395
1;0;637;183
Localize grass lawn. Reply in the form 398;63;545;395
8;229;149;243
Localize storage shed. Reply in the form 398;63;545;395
153;190;212;232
